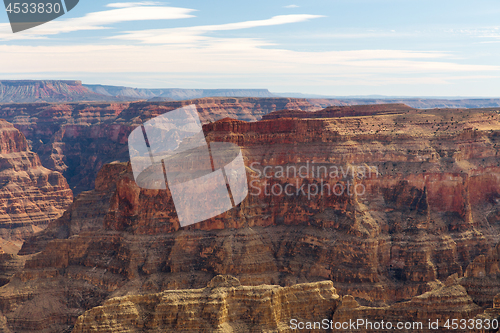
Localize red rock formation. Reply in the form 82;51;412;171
0;120;73;249
0;98;317;194
0;106;499;331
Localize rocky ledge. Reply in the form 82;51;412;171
72;276;339;333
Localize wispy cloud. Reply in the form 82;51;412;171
284;5;299;8
0;3;195;41
0;43;495;76
109;14;325;44
0;2;497;93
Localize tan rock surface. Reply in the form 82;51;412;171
72;276;339;333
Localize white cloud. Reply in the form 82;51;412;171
110;14;325;44
0;4;497;92
0;43;495;77
284;5;299;8
0;4;195;41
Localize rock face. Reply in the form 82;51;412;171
71;276;339;333
461;242;500;308
0;98;317;193
1;105;500;331
0;119;72;248
332;274;482;332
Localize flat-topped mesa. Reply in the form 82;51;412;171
0;119;72;246
0;80;82;86
0;80;110;103
262;103;414;120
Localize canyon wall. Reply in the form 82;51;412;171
0;119;72;251
0;105;499;331
0;98;317;194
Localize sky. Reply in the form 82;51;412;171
1;0;500;97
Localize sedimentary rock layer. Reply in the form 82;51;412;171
0;98;317;193
1;106;500;331
72;276;339;333
0;120;72;245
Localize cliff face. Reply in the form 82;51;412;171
0;98;317;193
0;120;73;249
72;276;339;333
460;242;500;308
1;106;500;331
333;274;482;333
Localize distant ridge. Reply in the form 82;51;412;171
83;84;277;100
307;98;500;109
2;80;500;108
0;80;115;103
0;80;277;103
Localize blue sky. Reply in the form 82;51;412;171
1;0;500;96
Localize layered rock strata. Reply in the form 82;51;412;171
332;274;482;333
0;98;316;193
0;119;72;247
72;276;339;333
0;106;499;331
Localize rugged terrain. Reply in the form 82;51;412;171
0;98;316;194
0;81;113;103
0;80;279;104
84;85;277;101
0;104;499;331
0;119;72;251
72;276;339;333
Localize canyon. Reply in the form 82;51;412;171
0;97;315;194
0;101;499;331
